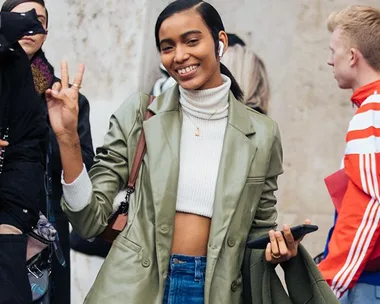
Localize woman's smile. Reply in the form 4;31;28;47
175;64;200;78
158;9;224;90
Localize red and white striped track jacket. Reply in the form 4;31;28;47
319;80;380;298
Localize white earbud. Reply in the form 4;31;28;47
218;41;224;57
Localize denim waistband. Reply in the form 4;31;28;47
168;254;206;282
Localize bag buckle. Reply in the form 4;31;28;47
28;264;44;279
120;187;134;214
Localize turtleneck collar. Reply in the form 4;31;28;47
351;80;380;107
179;75;231;120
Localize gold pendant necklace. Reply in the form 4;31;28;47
182;108;222;137
195;128;200;137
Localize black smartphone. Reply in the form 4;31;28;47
246;224;318;249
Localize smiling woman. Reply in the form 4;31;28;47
155;0;244;99
44;0;311;303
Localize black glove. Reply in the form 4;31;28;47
0;9;46;53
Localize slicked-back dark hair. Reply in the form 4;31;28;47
155;0;244;101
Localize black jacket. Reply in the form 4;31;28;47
0;12;48;231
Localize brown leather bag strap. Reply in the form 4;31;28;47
127;95;155;190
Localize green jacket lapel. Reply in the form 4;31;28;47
143;86;182;277
205;93;257;293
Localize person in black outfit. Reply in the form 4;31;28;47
1;1;95;303
0;8;48;304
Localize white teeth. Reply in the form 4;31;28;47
178;65;198;75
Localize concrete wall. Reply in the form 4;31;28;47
29;0;380;301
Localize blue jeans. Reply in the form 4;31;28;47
163;254;206;304
340;283;380;304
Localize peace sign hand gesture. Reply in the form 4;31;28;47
46;60;85;141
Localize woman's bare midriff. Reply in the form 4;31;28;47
171;212;211;256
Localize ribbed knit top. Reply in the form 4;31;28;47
176;75;231;218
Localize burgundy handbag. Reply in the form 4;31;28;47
101;95;155;243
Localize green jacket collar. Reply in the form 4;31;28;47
148;84;256;136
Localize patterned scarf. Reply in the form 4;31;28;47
33;212;57;241
30;49;54;95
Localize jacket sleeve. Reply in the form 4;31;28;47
319;101;380;298
282;245;340;304
61;93;145;239
243;245;340;304
247;122;283;241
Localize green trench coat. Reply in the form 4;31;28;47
63;85;303;303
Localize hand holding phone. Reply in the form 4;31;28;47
246;224;318;249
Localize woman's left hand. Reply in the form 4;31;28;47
265;219;311;264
